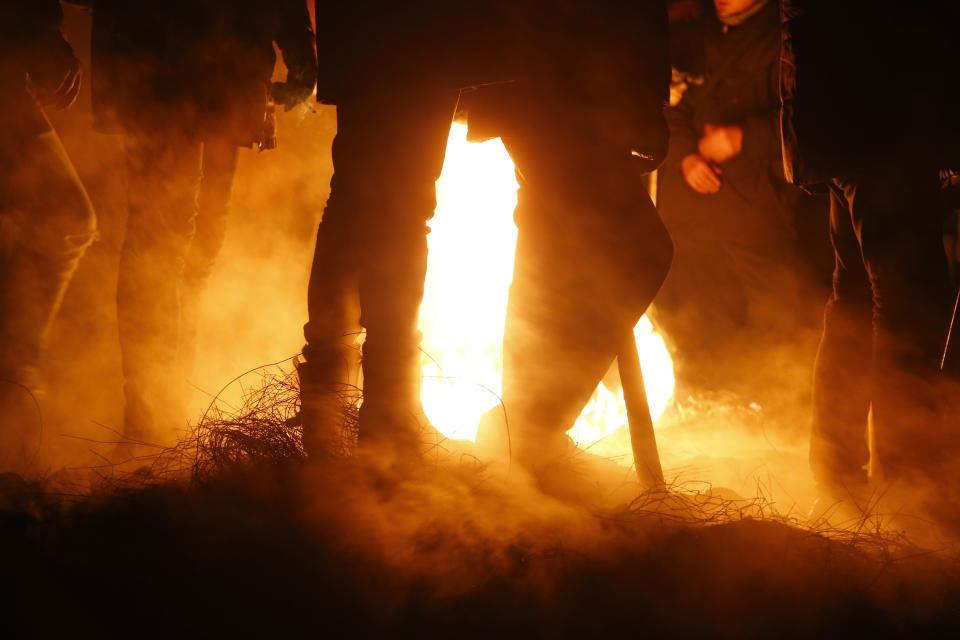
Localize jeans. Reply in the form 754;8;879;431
117;131;238;444
811;167;953;485
302;86;459;447
0;97;96;387
0;94;96;472
497;129;673;459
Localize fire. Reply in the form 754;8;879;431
420;123;675;449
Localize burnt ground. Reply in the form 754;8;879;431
2;448;960;638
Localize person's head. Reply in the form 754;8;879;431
713;0;761;18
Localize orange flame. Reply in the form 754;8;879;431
420;124;675;450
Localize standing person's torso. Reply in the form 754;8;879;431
695;4;778;135
781;0;958;182
89;0;282;140
316;0;513;96
0;0;67;138
690;3;782;193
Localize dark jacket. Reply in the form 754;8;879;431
0;0;74;136
779;0;960;185
461;0;670;171
665;1;782;198
0;0;69;78
315;1;513;103
74;0;315;145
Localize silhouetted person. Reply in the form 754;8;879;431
471;0;673;485
302;2;672;479
0;0;96;474
781;1;960;504
655;0;822;398
300;2;508;465
73;0;316;456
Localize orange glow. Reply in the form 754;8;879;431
420;123;675;449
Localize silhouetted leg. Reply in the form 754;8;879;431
0;108;96;473
117;132;202;449
496;133;673;467
810;185;873;491
179;138;240;383
846;170;953;481
301;88;457;461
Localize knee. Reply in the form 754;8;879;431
647;214;675;288
22;186;98;263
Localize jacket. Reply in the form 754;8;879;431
665;1;782;196
779;0;960;185
461;0;670;172
0;0;75;137
315;1;513;103
74;0;315;145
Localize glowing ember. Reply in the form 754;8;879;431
420;123;675;447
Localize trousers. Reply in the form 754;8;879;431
117;131;238;445
0;93;96;471
302;86;459;452
811;166;954;485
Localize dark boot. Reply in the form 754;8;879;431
298;341;360;459
356;334;434;469
0;246;86;473
0;382;42;476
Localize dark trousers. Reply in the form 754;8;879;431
117;132;238;444
0;94;96;472
811;167;953;486
303;86;459;442
0;99;96;387
495;129;673;459
304;91;673;455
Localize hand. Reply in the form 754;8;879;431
28;43;82;111
272;80;314;110
697;123;743;165
681;154;722;194
273;59;317;110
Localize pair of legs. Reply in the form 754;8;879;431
117;131;238;449
302;91;672;470
301;86;459;462
811;167;953;492
0;96;96;472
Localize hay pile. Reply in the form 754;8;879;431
1;368;958;637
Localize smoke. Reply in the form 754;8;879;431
32;4;955;546
39;4;824;522
37;4;330;473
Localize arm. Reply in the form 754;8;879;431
314;3;350;104
13;0;83;110
273;0;318;108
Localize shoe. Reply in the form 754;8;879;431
0;381;42;476
807;478;873;529
297;352;358;460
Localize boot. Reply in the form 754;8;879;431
298;341;360;459
808;473;873;528
0;381;42;476
356;333;435;470
0;246;81;474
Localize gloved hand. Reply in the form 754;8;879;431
27;37;82;111
271;63;316;111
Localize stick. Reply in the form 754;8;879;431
617;329;665;490
941;286;960;371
